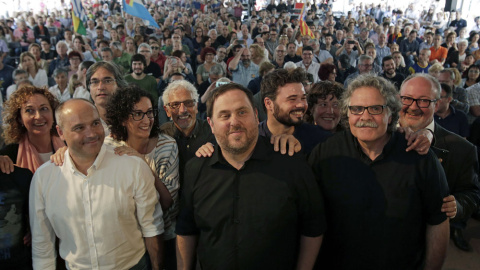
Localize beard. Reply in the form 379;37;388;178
242;59;251;66
273;103;304;127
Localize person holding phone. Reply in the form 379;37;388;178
335;35;363;68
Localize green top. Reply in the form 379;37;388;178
114;52;132;73
124;74;159;103
164;45;191;56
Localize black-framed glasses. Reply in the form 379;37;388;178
167;99;196;110
349;105;387;115
400;96;437;108
130;109;157;121
151;46;160;50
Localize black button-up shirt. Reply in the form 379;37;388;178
177;136;326;270
160;119;215;184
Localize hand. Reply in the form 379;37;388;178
195;142;215;157
50;146;68;166
399;127;433;154
441;195;457;219
23;232;32;246
114;146;146;161
270;134;302;156
0;155;14;174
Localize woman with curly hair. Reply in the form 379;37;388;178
305;81;344;133
318;63;338;82
104;86;179;270
0;86;66;173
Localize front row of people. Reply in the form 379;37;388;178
1;65;479;269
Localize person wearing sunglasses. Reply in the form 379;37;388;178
309;74;450;269
105;86;180;269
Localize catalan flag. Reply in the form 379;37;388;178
123;0;159;28
71;0;87;35
299;0;315;39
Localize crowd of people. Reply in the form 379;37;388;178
1;0;480;269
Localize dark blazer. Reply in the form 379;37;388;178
432;123;480;221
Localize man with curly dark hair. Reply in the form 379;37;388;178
260;68;331;154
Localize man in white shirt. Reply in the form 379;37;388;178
296;46;321;82
29;99;164;269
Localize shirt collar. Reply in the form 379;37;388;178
208;136;268;167
66;143;107;176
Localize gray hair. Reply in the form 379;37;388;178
13;68;28;78
56;40;67;50
401;73;441;99
162;80;199;105
86;61;128;92
358;55;373;64
208;29;217;36
53;68;68;77
137;43;152;53
210;64;224;76
111;41;122;50
283;61;297;70
341;74;401;133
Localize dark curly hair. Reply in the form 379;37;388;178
261;68;307;111
304;81;344;124
2;85;59;144
318;63;337;81
105;85;159;141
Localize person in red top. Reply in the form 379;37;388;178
149;40;166;75
13;20;35;55
430;34;448;65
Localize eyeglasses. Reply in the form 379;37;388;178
89;78;116;87
167;99;196;110
400;96;437;108
360;63;374;67
151;46;160;50
349;105;387;115
469;69;480;73
130;109;157;121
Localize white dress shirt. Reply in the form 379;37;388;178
30;144;164;270
295;61;321;82
48;85;72;103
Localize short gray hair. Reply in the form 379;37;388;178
56;40;67;50
210;64;224;76
137;43;152;53
111;41;122;50
53;68;68;78
341;74;401;133
162;80;199;105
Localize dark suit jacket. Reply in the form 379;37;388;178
432;123;480;221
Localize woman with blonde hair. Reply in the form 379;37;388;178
19;52;48;87
428;63;444;77
249;44;267;66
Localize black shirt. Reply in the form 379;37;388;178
144;61;162;79
258;121;331;154
284;54;302;63
176;136;326;270
308;131;449;269
381;72;405;91
0;168;33;269
160;119;215;184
